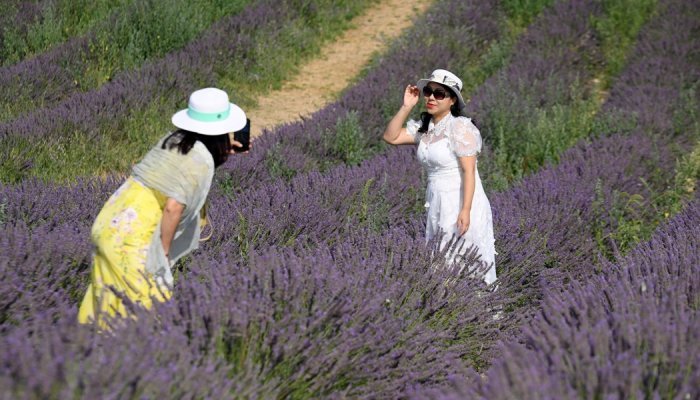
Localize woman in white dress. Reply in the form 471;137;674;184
383;69;496;284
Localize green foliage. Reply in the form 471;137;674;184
501;0;556;29
593;138;699;259
0;199;6;226
265;144;298;182
345;177;392;233
495;92;599;186
592;180;648;258
480;0;661;191
215;174;239;200
0;136;32;184
671;84;700;139
78;0;252;90
0;100;168;182
457;35;517;97
479;83;602;191
1;0;135;66
321;111;371;166
592;0;658;80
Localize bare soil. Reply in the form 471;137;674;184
248;0;432;136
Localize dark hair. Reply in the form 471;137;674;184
417;83;462;133
161;129;230;167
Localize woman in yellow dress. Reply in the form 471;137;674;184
78;87;248;325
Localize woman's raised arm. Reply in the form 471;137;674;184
383;85;420;145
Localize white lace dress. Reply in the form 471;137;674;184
407;114;497;284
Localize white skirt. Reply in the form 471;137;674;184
424;170;497;284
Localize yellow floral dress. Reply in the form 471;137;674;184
78;137;214;326
78;178;170;324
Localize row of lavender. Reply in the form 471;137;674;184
1;0;688;393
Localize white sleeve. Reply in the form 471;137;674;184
449;117;482;157
405;119;421;143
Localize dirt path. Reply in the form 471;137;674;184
248;0;432;136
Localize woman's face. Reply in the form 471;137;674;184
423;82;455;118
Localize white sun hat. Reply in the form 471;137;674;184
171;87;247;136
416;69;467;115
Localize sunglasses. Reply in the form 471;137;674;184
422;86;451;100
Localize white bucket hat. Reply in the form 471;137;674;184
416;69;467;115
171;87;247;136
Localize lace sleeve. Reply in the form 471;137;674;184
448;117;482;157
406;119;422;143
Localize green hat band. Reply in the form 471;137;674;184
187;105;231;122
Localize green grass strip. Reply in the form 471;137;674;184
1;0;137;66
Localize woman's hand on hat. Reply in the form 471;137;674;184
403;85;419;108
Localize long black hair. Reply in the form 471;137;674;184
162;129;230;167
417;83;462;133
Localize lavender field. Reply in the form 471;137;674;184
1;0;698;398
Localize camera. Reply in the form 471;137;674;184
233;118;251;152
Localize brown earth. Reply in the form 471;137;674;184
248;0;433;137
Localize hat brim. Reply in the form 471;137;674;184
417;78;467;115
171;103;247;136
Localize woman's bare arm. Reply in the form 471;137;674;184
457;156;476;235
383;85;420;145
161;198;184;257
